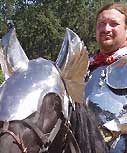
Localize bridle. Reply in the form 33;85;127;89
0;102;81;153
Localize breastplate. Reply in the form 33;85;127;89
85;57;127;151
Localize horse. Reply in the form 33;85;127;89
0;27;108;153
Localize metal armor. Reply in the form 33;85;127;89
0;27;88;122
0;24;89;153
0;28;70;122
85;56;127;152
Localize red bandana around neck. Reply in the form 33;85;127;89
89;48;127;71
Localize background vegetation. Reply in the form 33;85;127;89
0;0;126;83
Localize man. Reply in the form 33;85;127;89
85;3;127;152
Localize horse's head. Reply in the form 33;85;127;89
0;28;72;153
0;58;71;152
0;27;88;153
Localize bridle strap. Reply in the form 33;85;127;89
0;129;27;153
63;121;81;153
68;129;81;153
48;118;62;143
23;119;49;146
0;121;27;153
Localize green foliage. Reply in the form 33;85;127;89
13;2;64;60
0;0;127;60
0;68;4;84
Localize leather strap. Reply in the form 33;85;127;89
23;118;49;146
64;122;81;153
0;121;27;153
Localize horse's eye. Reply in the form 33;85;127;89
54;95;62;113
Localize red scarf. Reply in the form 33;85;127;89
89;49;127;71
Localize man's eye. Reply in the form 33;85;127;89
97;22;105;27
110;22;119;27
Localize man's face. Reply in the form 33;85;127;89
96;9;127;54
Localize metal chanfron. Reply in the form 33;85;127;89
1;27;29;80
0;58;67;121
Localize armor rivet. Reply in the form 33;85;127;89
101;70;105;78
99;78;104;86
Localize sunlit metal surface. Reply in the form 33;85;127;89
1;28;29;80
56;28;83;70
106;56;127;89
0;27;88;123
0;58;67;121
85;57;127;151
56;28;89;103
85;66;127;120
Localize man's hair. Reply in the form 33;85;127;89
96;3;127;26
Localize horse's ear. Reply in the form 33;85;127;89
1;27;29;80
55;28;89;79
55;28;89;103
56;28;81;69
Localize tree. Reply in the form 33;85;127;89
0;0;127;84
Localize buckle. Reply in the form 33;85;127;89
99;125;121;144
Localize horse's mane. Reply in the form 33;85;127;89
70;103;109;153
